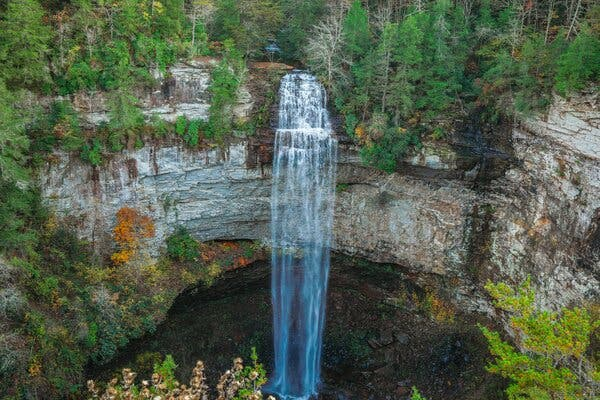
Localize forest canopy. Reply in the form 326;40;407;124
0;0;597;178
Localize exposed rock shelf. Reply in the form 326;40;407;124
39;63;599;313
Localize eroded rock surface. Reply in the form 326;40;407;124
40;144;271;255
40;69;599;312
483;94;600;309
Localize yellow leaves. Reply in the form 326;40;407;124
28;356;42;377
111;207;155;265
482;278;598;399
152;1;164;14
354;124;366;140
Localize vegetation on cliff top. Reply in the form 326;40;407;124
0;0;598;176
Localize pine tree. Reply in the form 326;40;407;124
389;13;425;123
0;80;29;182
278;0;326;61
0;0;52;89
555;26;600;95
418;0;463;118
343;0;371;61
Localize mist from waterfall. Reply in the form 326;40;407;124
269;72;338;399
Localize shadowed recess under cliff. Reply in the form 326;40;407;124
269;72;338;399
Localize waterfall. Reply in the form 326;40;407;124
269;72;338;399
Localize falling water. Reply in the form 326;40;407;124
269;72;337;399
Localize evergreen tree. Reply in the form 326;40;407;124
555;26;600;95
0;80;29;182
418;0;463;118
277;0;326;61
389;13;425;123
372;22;398;114
0;0;52;89
343;0;371;61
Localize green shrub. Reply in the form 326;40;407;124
36;276;59;300
360;128;421;173
555;28;600;96
80;139;102;166
107;89;145;151
60;61;99;95
207;40;245;143
175;115;188;136
166;227;199;262
150;116;172;137
480;278;599;399
153;355;178;391
411;387;428;400
49;101;84;151
184;119;202;146
0;182;42;255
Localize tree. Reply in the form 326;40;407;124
207;40;245;141
237;0;284;57
418;0;464;118
111;207;156;266
343;0;371;61
187;0;215;56
213;0;283;57
0;81;29;183
373;22;398;113
277;0;326;61
305;7;346;89
0;0;52;89
107;87;145;151
555;26;600;95
388;13;425;123
480;278;599;400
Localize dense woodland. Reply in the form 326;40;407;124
0;0;598;399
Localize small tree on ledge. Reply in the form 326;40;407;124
111;207;155;266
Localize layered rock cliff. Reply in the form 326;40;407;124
39;61;599;312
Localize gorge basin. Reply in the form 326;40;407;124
90;257;505;400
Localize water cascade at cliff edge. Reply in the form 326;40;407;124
269;72;338;399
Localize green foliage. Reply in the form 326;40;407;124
61;61;99;94
277;0;325;61
214;0;283;57
232;347;268;400
360;128;421;173
0;0;52;90
555;27;600;96
175;115;188;136
480;278;599;400
153;354;179;391
107;88;145;151
185;119;202;146
343;1;371;60
411;387;428;400
207;40;245;142
0;183;44;256
166;227;200;262
81;139;103;166
49;101;85;151
0;80;29;182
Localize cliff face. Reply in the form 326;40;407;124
39;62;599;312
40;144;271;255
482;94;600;308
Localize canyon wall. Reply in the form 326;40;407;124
40;61;599;311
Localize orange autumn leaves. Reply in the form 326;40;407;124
199;241;252;271
111;207;155;265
